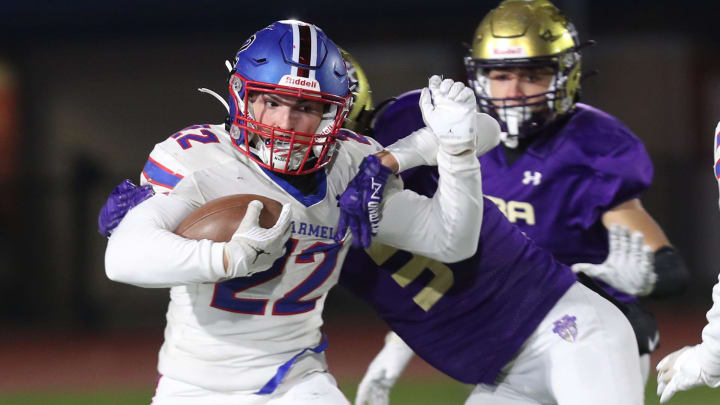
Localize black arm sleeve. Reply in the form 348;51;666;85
650;246;690;298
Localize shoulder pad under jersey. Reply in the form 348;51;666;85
564;104;644;159
140;124;240;193
335;128;384;163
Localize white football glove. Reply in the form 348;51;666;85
571;223;656;296
657;345;720;403
223;200;292;278
355;332;414;405
385;113;501;173
419;76;479;156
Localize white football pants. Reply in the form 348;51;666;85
151;371;350;405
465;282;644;405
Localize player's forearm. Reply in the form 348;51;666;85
105;194;227;288
383;127;437;173
601;199;670;250
375;150;400;174
376;150;482;262
431;150;483;260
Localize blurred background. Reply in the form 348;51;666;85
1;0;719;404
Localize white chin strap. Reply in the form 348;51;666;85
312;104;339;159
499;107;527;148
255;138;308;171
500;131;519;149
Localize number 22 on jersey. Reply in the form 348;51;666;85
211;239;341;315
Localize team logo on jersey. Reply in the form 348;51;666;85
552;315;578;342
522;170;542;186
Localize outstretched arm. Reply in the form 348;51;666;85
375;76;484;262
336;76;489;261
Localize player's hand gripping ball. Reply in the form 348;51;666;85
175;194;292;279
335;155;392;249
175;194;284;242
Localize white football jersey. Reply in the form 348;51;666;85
106;123;484;393
138;124;386;391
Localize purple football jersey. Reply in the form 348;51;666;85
338;110;577;384
370;90;653;303
340;190;575;384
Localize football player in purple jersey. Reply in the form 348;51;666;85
98;45;648;404
353;1;690;402
655;122;720;403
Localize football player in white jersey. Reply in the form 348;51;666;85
104;20;493;405
655;121;720;402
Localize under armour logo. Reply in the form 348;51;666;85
522;171;542;186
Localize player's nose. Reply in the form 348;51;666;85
274;107;295;131
505;78;524;98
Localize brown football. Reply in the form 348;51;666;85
175;194;284;242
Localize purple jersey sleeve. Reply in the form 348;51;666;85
568;105;653;229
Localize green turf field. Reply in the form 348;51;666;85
2;376;719;405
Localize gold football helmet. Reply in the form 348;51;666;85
464;0;585;141
339;48;374;135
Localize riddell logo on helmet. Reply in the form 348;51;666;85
491;47;526;58
280;75;320;91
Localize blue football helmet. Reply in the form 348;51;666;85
227;20;352;175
